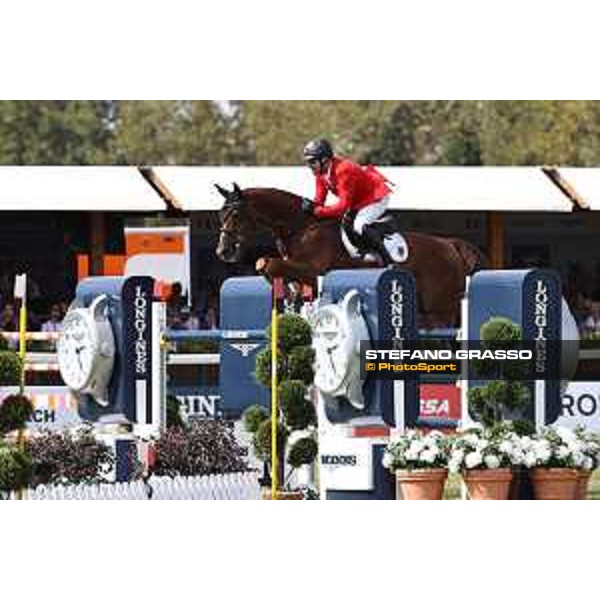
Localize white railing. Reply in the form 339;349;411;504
8;471;261;500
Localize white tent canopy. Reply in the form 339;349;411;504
381;167;573;212
0;167;166;211
153;166;312;211
152;166;574;212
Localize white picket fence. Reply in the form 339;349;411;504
8;471;261;500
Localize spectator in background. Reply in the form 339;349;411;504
166;281;187;329
59;301;69;319
202;295;218;330
41;304;62;333
0;303;17;331
168;311;187;331
0;303;18;349
182;306;200;330
583;300;600;335
167;282;185;312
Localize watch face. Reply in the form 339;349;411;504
313;309;343;347
57;310;97;391
312;307;349;394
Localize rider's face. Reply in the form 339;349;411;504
307;157;330;175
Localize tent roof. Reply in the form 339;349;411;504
0;167;166;211
152;166;574;212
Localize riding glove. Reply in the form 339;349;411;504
301;198;315;215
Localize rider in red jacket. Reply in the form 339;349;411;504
301;138;394;263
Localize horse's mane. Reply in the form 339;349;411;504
243;187;303;203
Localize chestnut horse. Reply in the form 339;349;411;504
215;184;486;327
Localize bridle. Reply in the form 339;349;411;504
218;201;249;250
218;192;326;260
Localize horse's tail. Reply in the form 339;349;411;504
449;239;488;275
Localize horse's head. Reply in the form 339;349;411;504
215;182;257;263
215;184;312;264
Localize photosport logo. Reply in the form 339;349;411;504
360;342;538;380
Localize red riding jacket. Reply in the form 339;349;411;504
312;157;392;219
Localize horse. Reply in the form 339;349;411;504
215;183;487;327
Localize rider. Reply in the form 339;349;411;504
301;138;394;263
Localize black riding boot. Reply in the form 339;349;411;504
361;225;394;265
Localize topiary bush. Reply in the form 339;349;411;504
0;351;22;386
0;394;33;434
255;314;315;387
242;404;268;434
468;316;532;428
26;428;115;487
153;419;248;477
166;394;186;429
245;311;318;492
279;380;316;430
267;313;312;354
288;436;318;469
287;346;316;385
253;418;288;461
0;443;32;493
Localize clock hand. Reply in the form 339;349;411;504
326;348;337;375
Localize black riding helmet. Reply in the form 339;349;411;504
303;138;334;163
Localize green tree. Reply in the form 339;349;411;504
109;100;245;164
237;100;398;165
0;101;112;164
478;101;600;165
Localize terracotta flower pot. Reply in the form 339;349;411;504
530;468;579;500
396;468;447;500
575;470;593;500
261;489;304;500
463;468;513;500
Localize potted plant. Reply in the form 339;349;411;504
467;317;532;428
465;316;539;499
449;426;520;500
572;426;600;499
249;313;317;499
521;427;584;500
383;429;451;500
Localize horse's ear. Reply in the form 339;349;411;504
232;182;242;199
214;183;229;199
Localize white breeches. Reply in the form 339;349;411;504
353;195;390;234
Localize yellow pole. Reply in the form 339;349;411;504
16;299;27;500
18;302;27;395
270;297;278;500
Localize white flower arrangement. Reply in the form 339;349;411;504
383;429;451;471
519;426;597;469
383;424;600;474
448;427;521;473
574;426;600;471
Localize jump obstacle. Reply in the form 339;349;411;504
56;267;579;497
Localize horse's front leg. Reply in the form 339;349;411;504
256;256;318;287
